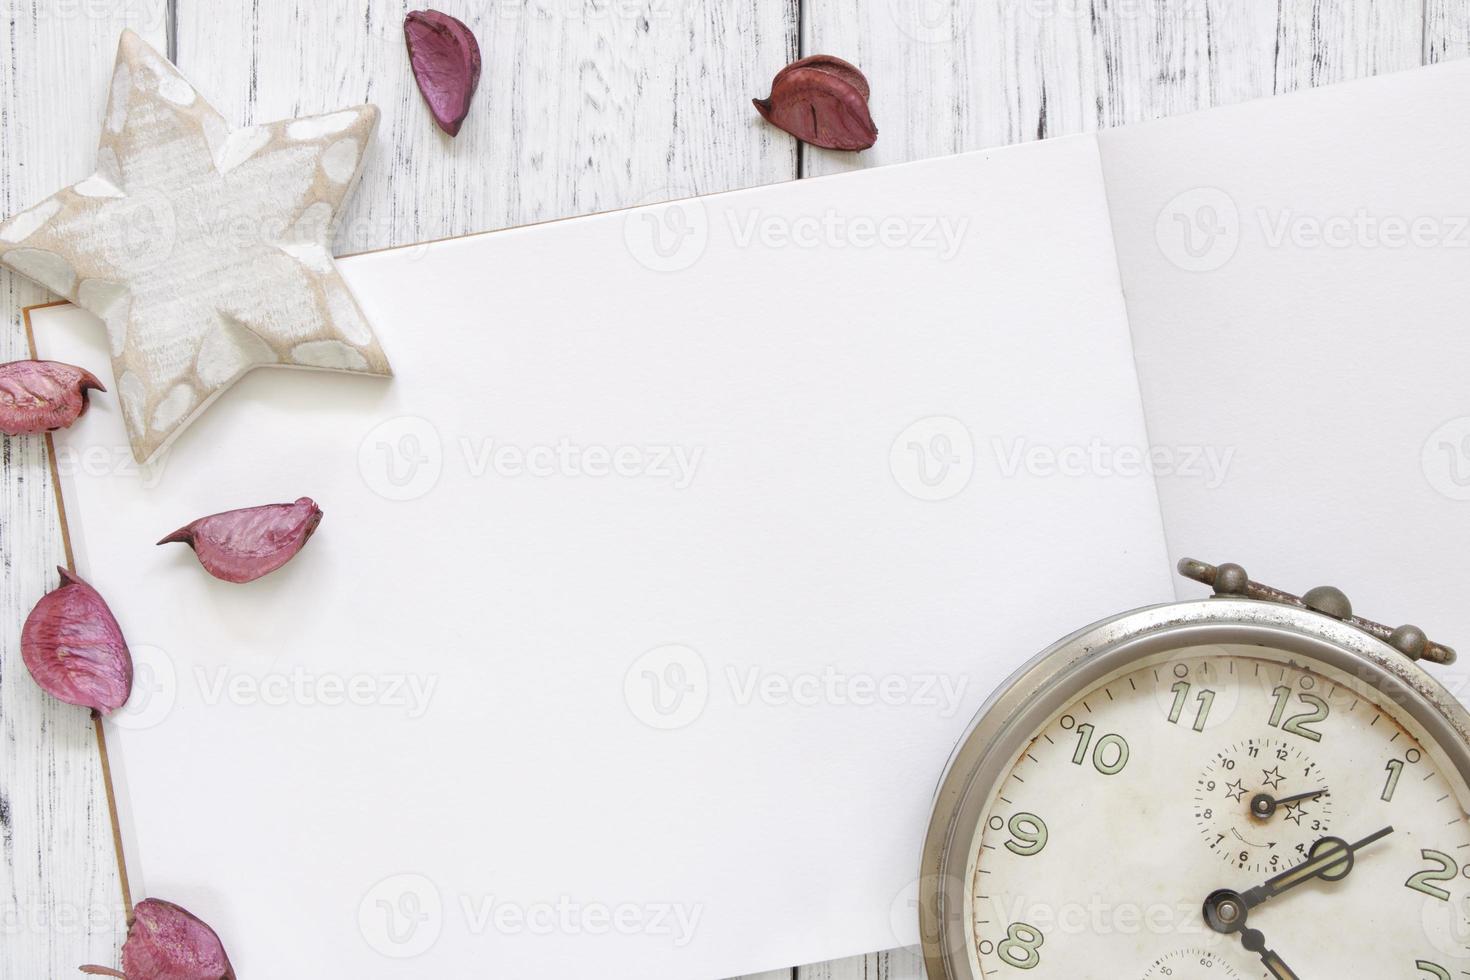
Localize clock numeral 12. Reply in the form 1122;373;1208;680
1268;686;1329;742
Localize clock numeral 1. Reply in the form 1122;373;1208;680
1406;850;1459;902
1167;681;1216;732
997;922;1044;970
1382;749;1421;803
1267;686;1329;742
1071;724;1129;775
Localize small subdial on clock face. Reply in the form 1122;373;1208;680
1141;948;1241;979
1194;736;1332;872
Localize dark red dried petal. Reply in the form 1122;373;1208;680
405;9;482;137
21;567;132;714
159;497;323;583
773;54;870;101
753;58;878;152
81;898;236;980
0;359;105;435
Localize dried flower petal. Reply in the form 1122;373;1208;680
753;55;878;151
159;497;323;583
81;898;236;980
405;9;482;136
22;567;132;714
0;359;105;435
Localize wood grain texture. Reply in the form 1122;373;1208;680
174;0;799;252
2;2;1467;978
0;6;167;977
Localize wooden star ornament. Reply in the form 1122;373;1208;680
0;30;391;463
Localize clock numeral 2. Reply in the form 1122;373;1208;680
1268;686;1329;742
1168;681;1216;732
1071;724;1129;775
1406;850;1459;902
1417;961;1450;980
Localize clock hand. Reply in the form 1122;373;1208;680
1198;894;1300;979
1241;826;1393;909
1243;929;1300;980
1250;787;1329;819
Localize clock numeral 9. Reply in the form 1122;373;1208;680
997;812;1048;857
1267;686;1329;742
997;921;1044;970
1406;849;1459;902
1070;723;1129;775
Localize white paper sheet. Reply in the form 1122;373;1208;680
1102;59;1470;700
33;132;1171;978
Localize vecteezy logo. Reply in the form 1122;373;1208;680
100;189;177;274
358;415;444;501
889;416;975;501
111;644;178;731
888;0;973;44
1155;187;1240;272
623;644;709;730
1422;417;1470;501
623;195;709;273
358;873;443;958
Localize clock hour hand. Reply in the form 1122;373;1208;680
1250;787;1329;819
1240;826;1393;909
1199;894;1299;979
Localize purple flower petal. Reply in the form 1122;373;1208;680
0;359;105;435
405;9;482;137
753;55;878;151
159;497;323;583
22;567;133;714
81;898;236;980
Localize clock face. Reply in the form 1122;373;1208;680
962;643;1470;979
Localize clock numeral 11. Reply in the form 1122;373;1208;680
1168;681;1215;732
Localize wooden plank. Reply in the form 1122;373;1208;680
1426;0;1470;62
797;945;923;980
174;0;800;252
800;0;1421;179
0;6;169;976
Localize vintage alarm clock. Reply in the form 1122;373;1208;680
921;559;1470;979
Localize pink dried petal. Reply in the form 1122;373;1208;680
405;9;482;136
81;898;236;980
753;56;878;151
159;497;323;583
22;568;132;714
0;359;105;435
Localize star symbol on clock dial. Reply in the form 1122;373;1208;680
1224;778;1247;802
1261;766;1286;790
0;30;391;463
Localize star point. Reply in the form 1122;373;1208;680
0;29;390;463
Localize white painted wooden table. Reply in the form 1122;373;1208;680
0;1;1465;976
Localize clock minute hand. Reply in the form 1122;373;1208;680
1242;826;1394;910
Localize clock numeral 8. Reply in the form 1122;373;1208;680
997;921;1044;970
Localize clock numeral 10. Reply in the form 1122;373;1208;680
1168;681;1216;732
1267;686;1329;742
1070;723;1129;775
